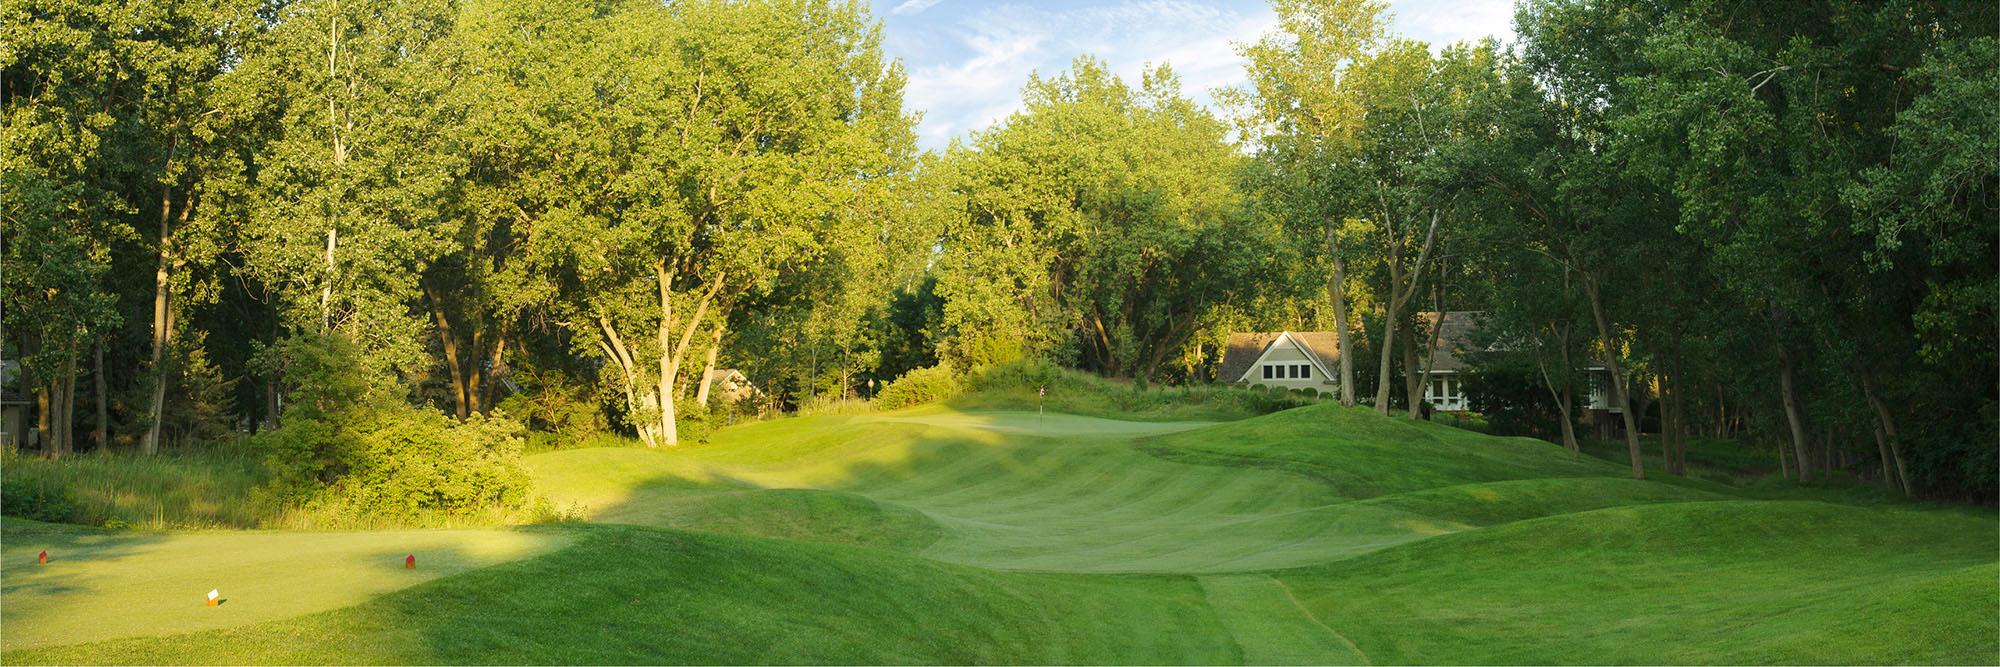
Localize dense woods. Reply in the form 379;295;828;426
3;0;1993;517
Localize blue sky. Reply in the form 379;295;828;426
862;0;1521;151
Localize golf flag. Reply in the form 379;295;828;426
1039;386;1045;397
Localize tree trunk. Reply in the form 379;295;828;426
695;323;724;407
92;341;108;453
320;228;337;330
424;282;470;420
1409;310;1447;419
467;328;485;415
1326;230;1356;406
597;317;655;447
1533;330;1580;459
1668;332;1689;475
57;360;76;459
1584;274;1643;480
1401;317;1422;418
477;325;506;415
1872;423;1897;492
1776;345;1813;483
37;382;51;459
1859;371;1913;497
1777;440;1790;481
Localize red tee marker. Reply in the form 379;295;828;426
37;550;47;564
405;554;416;569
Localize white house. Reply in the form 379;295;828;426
1220;314;1622;417
1217;331;1342;392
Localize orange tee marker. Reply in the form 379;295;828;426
37;550;47;564
206;589;220;606
405;554;416;569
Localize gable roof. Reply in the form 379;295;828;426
1217;331;1342;383
1418;311;1480;372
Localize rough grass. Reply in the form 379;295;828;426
1;448;276;529
6;402;1995;665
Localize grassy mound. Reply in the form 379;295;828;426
1145;403;1626;499
1278;500;1999;665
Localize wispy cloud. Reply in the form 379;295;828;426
897;1;1275;149
891;0;945;16
879;0;1515;151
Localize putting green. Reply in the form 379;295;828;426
0;521;568;648
528;406;1725;573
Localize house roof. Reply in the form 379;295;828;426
1218;331;1342;383
1418;311;1480;372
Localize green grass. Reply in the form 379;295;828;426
0;518;569;650
1;448;276;529
6;401;1995;664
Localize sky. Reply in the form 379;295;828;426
862;0;1521;151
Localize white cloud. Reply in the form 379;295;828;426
891;0;946;16
897;1;1275;150
886;0;1515;151
1384;0;1516;48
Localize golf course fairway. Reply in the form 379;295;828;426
3;402;1994;664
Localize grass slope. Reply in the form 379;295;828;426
1280;501;1998;665
6;401;1995;664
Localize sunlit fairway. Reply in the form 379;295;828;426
5;403;1995;664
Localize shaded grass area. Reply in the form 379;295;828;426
1280;500;1999;665
4;524;1241;666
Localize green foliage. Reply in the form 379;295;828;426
495;370;605;444
873;363;962;410
1462;357;1574;441
957;360;1316;421
935;57;1280;382
0;477;87;525
257;403;533;519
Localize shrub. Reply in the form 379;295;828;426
258;403;533;520
875;363;962;409
0;476;87;524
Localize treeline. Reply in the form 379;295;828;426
3;0;1993;508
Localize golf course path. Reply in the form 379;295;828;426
1199;574;1371;666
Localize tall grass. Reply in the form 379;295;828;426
1;446;274;529
0;446;574;530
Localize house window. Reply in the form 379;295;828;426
1300;364;1311;379
1263;365;1274;379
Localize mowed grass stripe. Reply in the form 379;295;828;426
1198;574;1368;665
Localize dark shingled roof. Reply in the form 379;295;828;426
1218;332;1343;383
1418;311;1481;372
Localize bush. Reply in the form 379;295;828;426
0;476;87;524
875;363;962;410
956;361;1317;421
258;403;534;520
